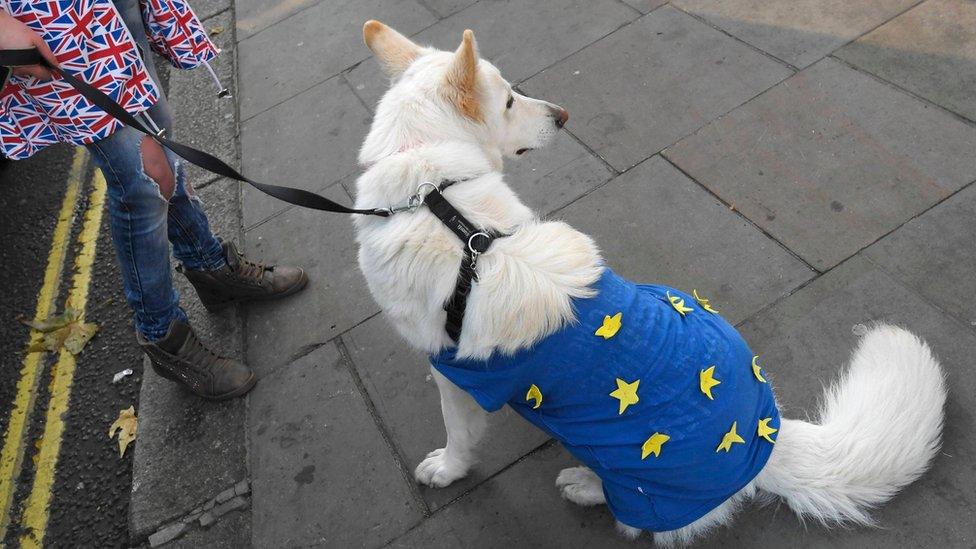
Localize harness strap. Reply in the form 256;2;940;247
423;187;502;343
0;48;390;217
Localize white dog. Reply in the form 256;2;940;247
352;20;947;545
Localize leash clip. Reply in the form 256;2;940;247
385;192;423;215
384;181;439;215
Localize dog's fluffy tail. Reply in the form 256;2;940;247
755;324;946;526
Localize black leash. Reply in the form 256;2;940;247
0;48;390;217
2;48;504;343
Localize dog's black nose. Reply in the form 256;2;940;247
553;107;569;128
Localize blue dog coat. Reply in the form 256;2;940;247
430;267;779;532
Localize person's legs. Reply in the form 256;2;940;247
87;126;186;341
85;0;305;400
88;128;256;399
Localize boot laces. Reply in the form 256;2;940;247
183;331;222;373
235;253;268;285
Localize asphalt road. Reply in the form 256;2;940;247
0;145;141;546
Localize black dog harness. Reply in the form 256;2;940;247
385;180;504;343
0;47;501;344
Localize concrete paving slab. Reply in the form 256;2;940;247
556;155;814;325
504;132;615;216
864;183;976;329
343;59;387;112
620;0;667;14
388;443;639;547
244;173;354;232
249;342;424;547
237;0;435;119
243;186;379;376
235;0;319;40
522;6;792;171
344;0;640;112
190;0;231;23
674;0;919;69
169;10;238;191
240;76;369;227
422;0;478;19
343;315;550;510
730;255;976;547
129;361;248;539
664;58;976;271
400;0;638;85
836;0;976;122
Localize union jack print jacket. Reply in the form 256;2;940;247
0;0;218;160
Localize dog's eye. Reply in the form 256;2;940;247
506;96;514;110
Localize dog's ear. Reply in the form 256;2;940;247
443;29;482;123
363;20;422;76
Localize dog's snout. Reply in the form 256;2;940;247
551;106;569;128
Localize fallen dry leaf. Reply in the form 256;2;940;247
108;406;137;458
209;25;224;36
20;308;98;355
62;321;98;354
19;307;78;332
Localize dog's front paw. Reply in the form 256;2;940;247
556;466;605;506
414;448;469;488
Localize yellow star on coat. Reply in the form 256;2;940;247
751;356;767;383
610;378;640;414
595;312;622;339
526;384;543;409
699;366;721;400
692;290;719;313
716;421;745;453
757;418;777;443
641;432;670;459
666;291;694;316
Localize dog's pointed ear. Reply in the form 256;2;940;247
363;20;422;76
443;29;482;122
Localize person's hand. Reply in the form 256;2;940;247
0;10;59;80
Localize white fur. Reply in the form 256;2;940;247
754;325;946;526
556;466;606;506
415;367;489;487
353;23;947;546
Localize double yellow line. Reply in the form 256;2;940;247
0;149;108;547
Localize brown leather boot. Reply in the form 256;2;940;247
180;240;308;312
139;320;256;400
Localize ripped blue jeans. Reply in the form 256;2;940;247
86;0;225;341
